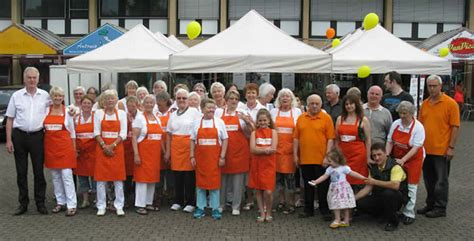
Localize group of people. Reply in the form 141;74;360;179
6;67;460;232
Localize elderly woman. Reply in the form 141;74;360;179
136;87;149;104
153;80;167;94
131;94;165;214
74;95;96;209
190;98;228;220
188;91;201;112
258;82;276;110
335;94;371;187
44;86;77;216
87;87;99;100
165;88;201;213
118;80;138;112
193;82;208;100
215;90;254;215
210;82;226;109
270;88;302;214
68;86;85;115
386;101;425;225
94;89;127;216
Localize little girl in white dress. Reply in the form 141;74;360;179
309;148;367;228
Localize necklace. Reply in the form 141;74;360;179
177;107;189;116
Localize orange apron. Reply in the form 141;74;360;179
74;112;96;176
275;110;296;174
123;114;135;176
171;134;193;171
220;109;250;174
248;128;276;191
94;110;126;181
158;112;171;170
44;106;77;169
338;118;368;185
134;114;162;183
195;118;221;190
391;119;424;184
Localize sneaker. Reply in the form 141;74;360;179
242;202;254;211
212;209;222;220
97;209;106;216
217;207;224;213
116;208;125;216
170;204;182;211
183;205;195;213
193;208;205;219
232;209;240;216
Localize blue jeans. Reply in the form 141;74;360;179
78;176;96;194
196;187;219;211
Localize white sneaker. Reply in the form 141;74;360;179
232;209;240;216
217;206;224;213
116;208;125;216
183;205;195;213
170;203;182;211
97;209;106;216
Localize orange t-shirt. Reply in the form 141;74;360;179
294;111;335;165
419;93;460;156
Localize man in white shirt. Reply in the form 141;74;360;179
6;67;50;215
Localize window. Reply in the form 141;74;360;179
70;0;88;18
0;0;11;18
310;0;383;37
24;0;65;18
178;0;219;35
228;0;301;36
100;0;168;18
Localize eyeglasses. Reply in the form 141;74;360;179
176;97;187;100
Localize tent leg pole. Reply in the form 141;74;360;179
67;74;71;105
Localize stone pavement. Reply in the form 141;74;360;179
1;122;473;241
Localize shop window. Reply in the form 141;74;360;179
100;0;168;18
24;0;66;18
70;0;88;18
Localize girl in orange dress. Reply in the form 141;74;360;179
249;109;278;222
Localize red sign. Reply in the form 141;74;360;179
448;37;474;58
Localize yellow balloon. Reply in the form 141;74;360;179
439;47;449;57
332;38;341;48
357;65;371;78
363;13;379;30
187;21;201;40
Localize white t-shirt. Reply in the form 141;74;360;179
387;119;425;147
325;165;351;183
93;109;128;140
190;117;228;145
270;108;302;125
132;112;163;143
166;107;202;136
74;112;93;125
119;98;128;113
239;102;266;122
214;108;247;130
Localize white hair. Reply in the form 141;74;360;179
143;94;156;104
259;82;276;98
125;80;138;89
73;86;85;93
23;67;40;78
210;82;225;93
396;100;416;115
49;86;64;96
274;88;298;109
427;75;443;85
102;89;118;99
153;80;167;92
188;91;201;102
325;84;340;96
136;86;149;95
175;88;189;97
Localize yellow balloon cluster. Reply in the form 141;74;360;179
439;47;449;57
363;13;379;30
358;65;371;78
187;21;201;40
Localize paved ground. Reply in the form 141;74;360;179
0;122;473;241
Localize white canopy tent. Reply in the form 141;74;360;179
327;25;452;75
167;35;189;52
170;10;331;73
66;24;176;73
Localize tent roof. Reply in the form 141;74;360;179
416;27;471;50
67;24;176;73
170;10;331;73
167;35;189;52
327;25;451;75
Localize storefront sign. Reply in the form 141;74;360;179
63;24;124;55
448;37;474;58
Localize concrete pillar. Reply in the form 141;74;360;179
466;0;474;99
169;0;177;36
89;0;98;31
384;0;393;32
302;0;310;43
11;0;22;84
11;0;21;23
220;0;227;32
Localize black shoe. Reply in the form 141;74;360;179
416;206;433;215
425;209;446;218
298;212;314;218
13;206;28;216
322;213;333;221
384;222;399;231
37;206;48;215
402;216;415;225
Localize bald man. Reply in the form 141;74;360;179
363;86;393;144
293;95;335;220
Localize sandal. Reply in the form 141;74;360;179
145;205;160;211
242;202;254;211
52;205;66;213
283;205;296;215
265;215;273;222
329;221;341;229
256;216;265;223
135;207;148;215
65;208;77;216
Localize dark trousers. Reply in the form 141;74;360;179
301;164;329;215
173;171;196;206
357;189;403;224
124;175;135;203
423;155;450;210
12;128;46;207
